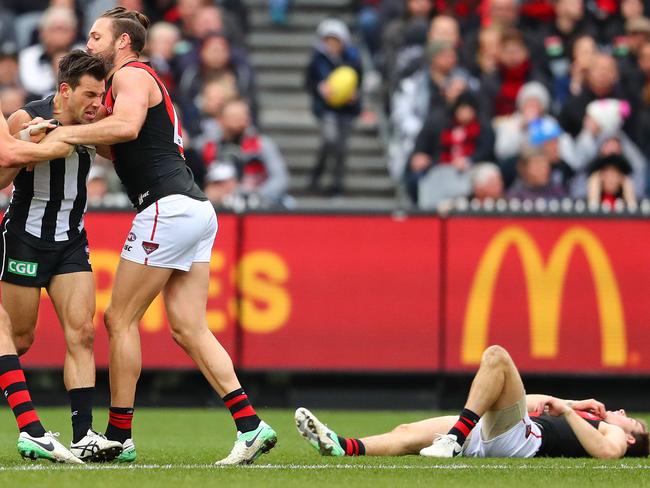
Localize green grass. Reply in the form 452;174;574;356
1;408;649;487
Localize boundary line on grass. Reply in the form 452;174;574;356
0;463;649;472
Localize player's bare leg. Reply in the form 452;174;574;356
295;407;457;456
421;345;526;457
0;302;82;463
163;262;277;465
162;263;240;395
47;272;122;461
103;258;172;461
0;282;40;355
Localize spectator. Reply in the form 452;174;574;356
586;154;637;207
494;81;551;163
203;161;239;206
573;98;647;196
0;8;17;56
468;25;501;79
305;18;363;196
355;0;384;67
434;0;481;34
507;147;568;200
193;74;239;151
201;99;290;206
409;91;494;204
146;22;182;93
564;34;598;106
0;51;20;90
178;32;256;135
480;29;549;119
528;117;577;194
382;0;435;90
540;0;597;106
389;40;475;181
19;6;79;99
618;17;650;102
470;162;505;201
559;53;628;137
0;86;26;118
634;40;650;192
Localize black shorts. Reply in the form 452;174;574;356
0;224;92;288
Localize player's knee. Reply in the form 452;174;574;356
391;423;415;435
481;344;511;368
66;320;95;351
14;331;35;356
103;306;121;336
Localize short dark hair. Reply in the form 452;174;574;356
100;7;150;55
625;419;650;458
57;50;107;89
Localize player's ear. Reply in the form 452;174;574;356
626;434;636;445
59;83;71;99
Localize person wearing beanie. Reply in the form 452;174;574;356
305;18;363;196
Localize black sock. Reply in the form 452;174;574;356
105;406;134;443
222;388;261;433
337;435;366;456
448;408;481;446
0;355;46;437
68;387;94;443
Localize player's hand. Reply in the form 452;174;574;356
570;399;606;418
541;396;572;416
20;118;59;142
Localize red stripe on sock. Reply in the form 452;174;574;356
0;370;26;389
224;394;247;409
16;410;39;429
351;439;359;455
109;412;133;430
7;390;31;409
455;420;471;438
345;438;353;456
232;405;257;419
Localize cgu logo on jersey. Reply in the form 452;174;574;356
461;226;627;367
7;259;38;277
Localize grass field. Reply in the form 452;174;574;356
1;408;649;487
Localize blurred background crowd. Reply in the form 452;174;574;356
2;0;650;211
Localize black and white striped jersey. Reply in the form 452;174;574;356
4;95;95;244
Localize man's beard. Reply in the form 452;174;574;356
95;47;116;73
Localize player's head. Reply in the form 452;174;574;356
57;50;106;124
87;7;150;71
604;409;650;457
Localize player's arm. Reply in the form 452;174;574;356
41;67;149;146
527;394;606;417
0;106;72;168
543;397;627;459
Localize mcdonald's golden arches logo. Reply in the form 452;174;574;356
461;226;627;367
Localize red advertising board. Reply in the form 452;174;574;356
21;212;239;368
239;215;441;371
444;218;650;373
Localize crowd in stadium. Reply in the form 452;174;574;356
1;0;650;210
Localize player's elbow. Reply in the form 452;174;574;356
595;445;625;459
0;149;18;168
118;125;140;142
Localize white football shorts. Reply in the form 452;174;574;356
120;194;218;271
461;414;543;458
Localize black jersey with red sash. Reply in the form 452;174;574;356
103;61;205;212
530;411;602;457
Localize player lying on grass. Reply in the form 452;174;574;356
296;345;649;459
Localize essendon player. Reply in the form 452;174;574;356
295;346;649;459
43;7;277;464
